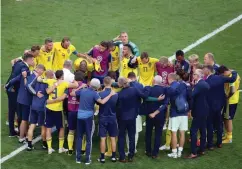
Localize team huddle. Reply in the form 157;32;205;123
5;32;241;165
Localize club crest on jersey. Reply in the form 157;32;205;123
72;97;76;101
67;49;70;54
97;56;103;62
148;62;152;67
62;53;65;57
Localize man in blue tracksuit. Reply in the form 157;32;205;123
70;78;115;165
166;73;192;158
26;65;48;150
97;77;119;163
203;65;237;149
143;75;168;158
186;69;210;159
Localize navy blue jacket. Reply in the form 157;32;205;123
191;79;210;117
174;59;190;73
27;74;48;111
205;71;237;113
141;85;168;118
117;86;148;120
17;71;33;106
98;88;118;122
166;81;192;117
6;60;29;92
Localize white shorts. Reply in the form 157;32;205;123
168;116;188;132
136;115;142;133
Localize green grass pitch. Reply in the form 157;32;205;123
1;0;242;168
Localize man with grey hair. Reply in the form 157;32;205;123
70;78;116;165
186;69;210;159
203;53;219;73
63;59;74;83
117;76;146;162
142;75;168;158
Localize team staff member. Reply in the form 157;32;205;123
38;70;79;154
166;73;191;159
203;65;237;149
174;50;190;73
70;78;115;165
130;52;159;86
113;31;139;58
145;75;168;158
203;53;220;74
186;69;210;159
52;37;91;71
6;54;35;143
5;54;33;136
119;44;138;78
126;72;143;155
36;38;54;71
87;41;112;84
97;77;119;163
217;66;240;144
26;64;47;150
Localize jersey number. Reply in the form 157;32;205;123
52;88;58;99
123;64;127;69
143;67;148;72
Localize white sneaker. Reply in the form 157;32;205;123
48;148;55;155
143;122;146;127
159;145;170;151
19;137;26;144
177;151;182;158
76;160;81;164
15;127;19;133
85;159;92;165
168;152;177;158
163;124;167;130
58;148;68;153
94;111;99;116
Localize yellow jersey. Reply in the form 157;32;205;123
137;57;159;86
74;58;101;72
110;46;120;71
43;79;69;111
52;42;76;71
36;46;54;70
225;74;240;104
120;56;138;78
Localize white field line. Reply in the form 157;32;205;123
1;13;242;164
168;14;242;61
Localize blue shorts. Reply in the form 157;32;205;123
68;111;77;130
45;108;64;129
17;103;30;121
99;120;118;137
29;110;45;126
223;104;237;120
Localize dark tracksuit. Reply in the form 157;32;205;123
205;71;237;147
190;80;210;155
5;61;29;134
143;85;168;156
27;74;48;125
117;86;148;160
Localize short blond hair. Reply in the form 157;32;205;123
159;56;169;64
188;54;199;62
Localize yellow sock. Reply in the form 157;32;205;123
82;135;86;151
47;138;52;149
165;130;171;147
227;132;232;140
59;137;64;149
67;132;74;150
